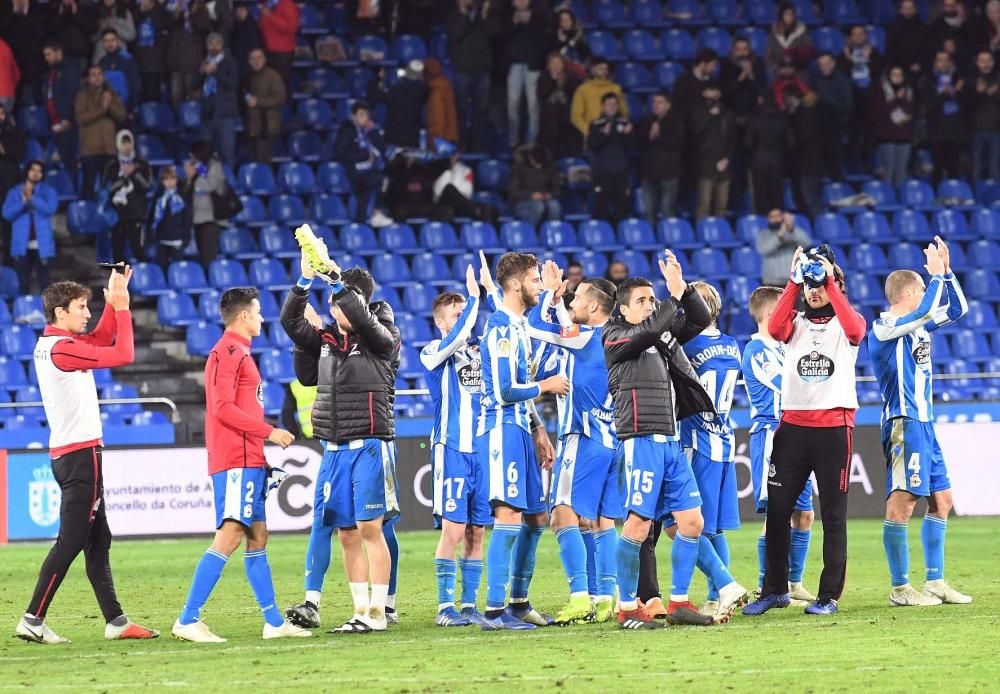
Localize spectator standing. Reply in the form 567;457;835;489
920;50;966;183
183;139;228;267
506;0;547;147
133;0;169;103
672;49;719;117
242;48;285;164
98;29;141;108
425;58;459;150
2;161;57;292
765;2;814;81
92;0;136;63
148;165;191;269
258;0;299;92
785;86;825;218
838;25;882;172
199;32;240;169
691;84;736;220
721;38;766;212
549;7;589;76
638;91;685;225
968;50;999;182
870;65;914;188
371;60;427;149
75;65;126;200
508;143;561;224
570;58;627;143
588;93;633;223
164;0;207;106
746;90;791;215
230;2;262;68
1;0;45;105
0;104;26;263
41;41;82;176
813;53;853;182
446;0;501;152
755;208;811;286
0;37;21;113
983;1;1000;54
886;0;927;81
102;130;152;262
44;0;101;73
537;52;581;158
927;0;975;69
333;101;393;228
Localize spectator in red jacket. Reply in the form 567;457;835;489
258;0;298;93
0;38;20;113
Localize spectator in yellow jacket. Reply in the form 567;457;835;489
569;57;627;141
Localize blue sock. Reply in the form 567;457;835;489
594;528;618;599
435;558;457;610
788;529;811;584
485;524;519;609
696;534;732;600
510;524;544;602
883;520;910;587
616;535;643;606
581;529;598;596
922;515;947;581
459;558;483;608
384;521;399;597
304;521;335;593
179;549;228;625
757;535;767;589
555;526;589;595
671;533;701;599
708;533;731;600
244;550;284;628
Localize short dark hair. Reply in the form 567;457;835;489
341;267;375;303
351;101;371;115
591;55;609;67
24;160;44;179
43;39;64;52
601;91;619;104
219;287;260;325
617;277;653;306
695;48;718;65
496;252;539;290
101;28;119;39
583;277;617;314
189;140;212;163
567;261;583;270
431;291;465;317
652;89;671;101
43;281;92;323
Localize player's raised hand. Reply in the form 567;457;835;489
660;249;685;299
465;264;481;298
104;265;131;310
924;243;945;276
539;374;570;395
267;428;295;448
933;235;951;273
816;254;834;279
479;250;497;294
303;302;323;329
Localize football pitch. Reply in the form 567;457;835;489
1;518;998;693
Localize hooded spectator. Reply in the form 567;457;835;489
75;64;127;200
102;129;152;261
570;57;627;141
537;52;581;158
870;65;915;187
425;58;459;149
243;48;285;163
508;143;561;225
765;2;813;80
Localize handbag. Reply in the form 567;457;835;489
210;183;243;220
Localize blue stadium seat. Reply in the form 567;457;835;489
391;34;428;62
659;217;699;249
260;350;295;383
286;131;324;163
355;34;393;64
419;222;461;254
850;243;888;272
937;179;976;209
746;0;776;24
178;100;201;130
587;31;625;61
963;270;1000;300
296;2;326;34
731;247;761;277
396;314;433;347
268;194;307;225
249;258;291;291
11;298;43;330
623;30;664;62
372;285;403;314
668;0;708;23
932;209;972;241
460;222;503;252
0;301;10;325
971;208;999;240
614;249;651;277
371;253;414;287
259;226;300;259
237;163;278;195
947;242;970;271
697;217;739;247
968;240;1000;269
157;291;198;327
593;1;630;29
132;263;170;298
16;105;50;137
854;211;895;243
257;290;280;321
630;0;667;27
402;285;437;314
952;329;991;360
235;195;269;227
66;201;108;235
381;224;420;254
655;61;684;89
476;160;510;192
696;27;731;56
306;68;347;99
45;169;77;202
411;252;452;285
278;162;318;194
15;385;42;415
541;221;584;252
861;179;902;211
500;221;542;252
964;300;998;329
341;223;380;255
576;250;609;278
395;344;423;378
0;356;27;390
731;215;762;245
135;134;171;166
186;321;223;357
297;99;334;130
208;258;250;289
660;28;695;61
848;273;885;306
826;0;865;22
811;26;845;55
725;275;752;306
888;242;924;269
900;179;937;211
198;290;221;322
822;181;860;211
893;210;931;242
616;62;654;91
618;218;659;251
578;220;617;251
815;212;853;244
978;179;1000;206
219;227;264;259
310;194;350;224
168;261;211;293
259;380;284;416
691;247;730;279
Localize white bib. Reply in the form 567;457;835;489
781;315;859;411
33;335;102;451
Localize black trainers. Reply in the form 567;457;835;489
666;601;715;626
285;601;320;629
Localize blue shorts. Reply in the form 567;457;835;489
749;428;813;513
432;443;492;527
212;467;267;529
551;434;624;520
617;435;701;522
315;438;401;529
882;418;950;498
478;424;546;515
688;450;740;533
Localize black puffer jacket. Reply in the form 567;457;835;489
281;285;401;444
602;286;714;439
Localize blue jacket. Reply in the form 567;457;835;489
99;49;142;108
2;183;58;258
43;59;84;124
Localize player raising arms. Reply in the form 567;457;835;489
526;261;622;625
16;269;158;644
869;237;972;607
421;266;493;627
479;252;569;630
741;286;815;603
173;287;308;642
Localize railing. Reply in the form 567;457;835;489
0;397;181;423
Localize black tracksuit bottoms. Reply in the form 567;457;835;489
763;422;854;602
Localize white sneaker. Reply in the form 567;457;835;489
789;582;816;602
14;618;69;644
360;607;388;632
923;580;973;604
699;600;719;617
716;582;750;623
263;620;312;639
104;618;159;640
171;619;227;643
369;210;394;228
890;584;943;607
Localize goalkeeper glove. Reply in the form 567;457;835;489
265;466;289;499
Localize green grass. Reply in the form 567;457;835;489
2;518;999;692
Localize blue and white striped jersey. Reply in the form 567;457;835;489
527;291;617;449
741;332;784;433
868;273;968;423
478;304;541;434
680;329;740;462
420;296;481;453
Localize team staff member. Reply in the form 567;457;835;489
16;269;159;644
744;246;866;617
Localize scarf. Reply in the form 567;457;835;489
152;188;185;240
804;301;836;321
202;52;225;97
137;16;156;48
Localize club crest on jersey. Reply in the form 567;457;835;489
445;498;457;513
631;491;643;506
913;341;931;365
507;483;519;498
797;351;835;382
910;474;921;488
768;463;776;478
321;343;331;358
496;338;511;357
29;466;61;527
